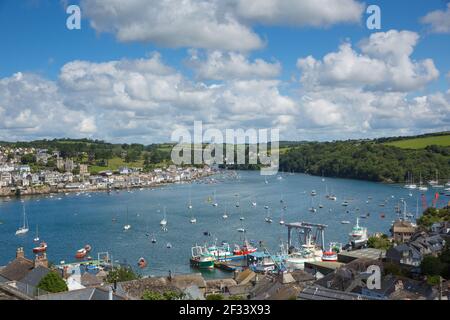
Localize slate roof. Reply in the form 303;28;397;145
81;272;103;287
298;286;379;300
0;257;34;281
20;266;51;287
38;287;126;300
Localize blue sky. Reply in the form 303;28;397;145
0;0;449;143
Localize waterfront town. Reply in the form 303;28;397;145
1;143;450;301
0;145;214;197
1;0;450;310
0;217;449;300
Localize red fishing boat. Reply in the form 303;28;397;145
321;243;341;262
233;240;257;256
32;242;47;254
75;248;87;259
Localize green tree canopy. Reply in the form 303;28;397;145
421;256;445;277
37;271;68;293
105;266;139;283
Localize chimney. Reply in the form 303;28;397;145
62;266;69;279
34;253;49;268
16;247;25;259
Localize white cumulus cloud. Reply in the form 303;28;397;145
234;0;363;27
296;30;439;92
81;0;364;51
421;3;450;34
188;50;281;80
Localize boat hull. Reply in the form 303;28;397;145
190;258;215;269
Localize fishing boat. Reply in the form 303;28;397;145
151;233;157;243
138;257;148;268
233;240;257;256
284;235;323;270
166;242;172;249
341;200;349;207
348;218;368;246
310;190;317;196
321;243;342;262
251;201;257;207
207;242;233;261
190;245;215;269
329;195;337;201
341;220;350;224
264;205;269;210
75;248;87;259
248;252;277;273
15;206;29;235
235;194;240;207
32;242;48;254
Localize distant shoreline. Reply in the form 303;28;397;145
0;172;217;200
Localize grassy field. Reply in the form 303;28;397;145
384;135;450;149
89;157;145;174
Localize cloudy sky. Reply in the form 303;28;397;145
0;0;449;143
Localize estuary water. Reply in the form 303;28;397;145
0;170;448;278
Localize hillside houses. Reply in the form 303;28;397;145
386;230;446;267
0;143;214;196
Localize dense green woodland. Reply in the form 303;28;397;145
279;142;450;183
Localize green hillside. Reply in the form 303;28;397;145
384;135;450;149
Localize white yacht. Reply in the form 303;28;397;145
15;206;29;235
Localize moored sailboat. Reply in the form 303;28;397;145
15;205;29;235
160;207;168;231
123;207;131;231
